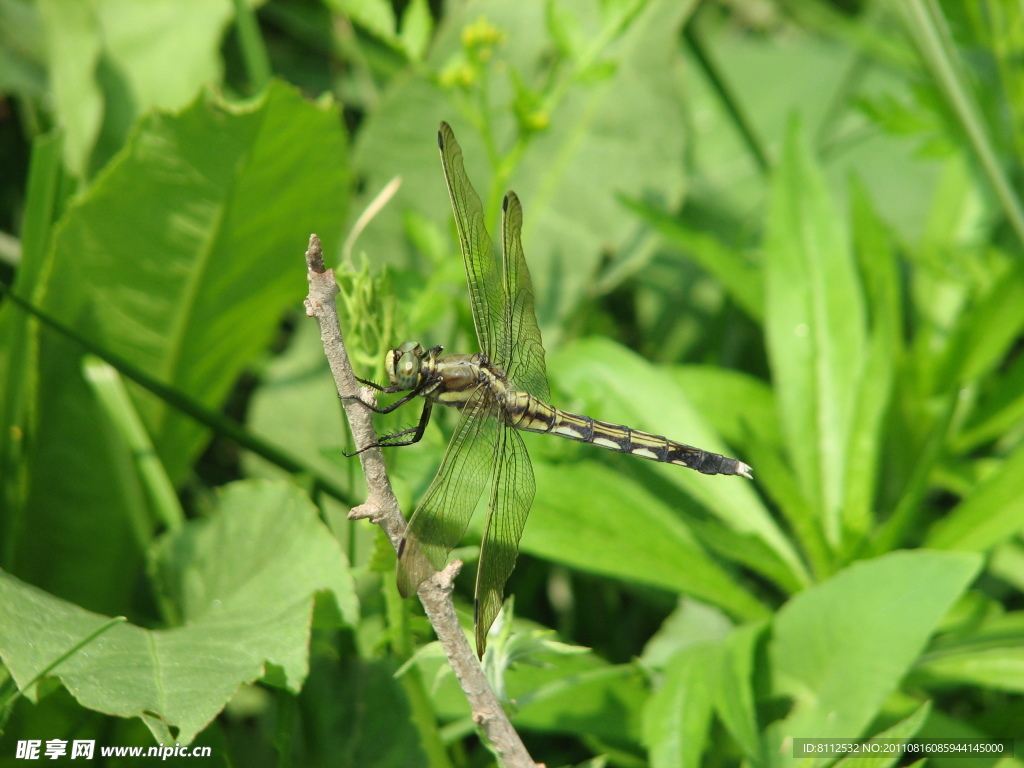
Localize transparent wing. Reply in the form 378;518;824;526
397;389;499;597
432;125;544;656
474;425;535;657
438;122;504;361
500;191;550;401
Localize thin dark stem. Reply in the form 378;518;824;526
682;12;771;177
0;281;353;505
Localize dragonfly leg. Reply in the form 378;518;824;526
340;375;393;412
342;387;422;415
354;375;388;390
343;399;434;456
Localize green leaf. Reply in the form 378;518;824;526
96;0;234;108
713;622;764;762
641;599;733;669
936;257;1024;387
328;0;396;44
898;0;1024;249
764;118;866;545
640;602;764;761
954;350;1024;451
36;0;103;176
151;479;358;627
510;659;648;744
0;131;67;571
547;338;806;591
642;642;715;768
767;550;980;748
913;613;1024;693
927;437;1024;552
352;0;698;334
740;429;831;580
670;367;779;449
841;180;900;539
0;479;357;745
38;0;238;175
524;461;767;621
620;196;764;322
831;701;930;768
304;656;431;768
684;25;943;242
10;82;348;612
399;0;433;61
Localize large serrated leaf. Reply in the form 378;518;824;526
38;0;237;175
0;481;358;745
0;479;357;745
8;82;348;614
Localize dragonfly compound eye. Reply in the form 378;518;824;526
395;351;422;389
386;342;425;388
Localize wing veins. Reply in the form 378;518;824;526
474;425;535;656
438;122;504;361
397;388;499;597
500;191;549;400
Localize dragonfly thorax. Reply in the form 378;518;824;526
385;341;434;391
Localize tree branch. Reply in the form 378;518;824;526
303;235;540;768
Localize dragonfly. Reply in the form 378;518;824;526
350;121;752;657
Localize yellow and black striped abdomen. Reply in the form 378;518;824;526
504;391;751;478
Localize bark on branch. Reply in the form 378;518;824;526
303;235;540;768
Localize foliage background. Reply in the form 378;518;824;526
0;0;1022;766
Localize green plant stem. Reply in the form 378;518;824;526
871;394;956;555
385;582;454;768
900;0;1024;250
83;356;185;535
272;689;295;768
0;284;353;506
232;0;273;93
1;132;67;572
682;16;771;177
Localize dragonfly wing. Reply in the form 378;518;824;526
438;122;504;361
474;426;535;657
500;191;550;401
397;389;499;597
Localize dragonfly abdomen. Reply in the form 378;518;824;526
505;390;751;477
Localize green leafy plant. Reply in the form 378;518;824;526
2;0;1023;766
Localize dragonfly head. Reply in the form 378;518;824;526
385;341;429;390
